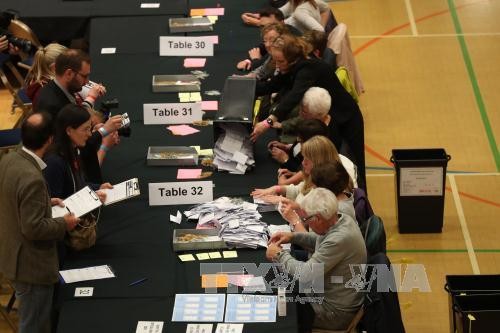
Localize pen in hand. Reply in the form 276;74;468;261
128;277;148;287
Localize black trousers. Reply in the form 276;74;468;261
331;109;366;193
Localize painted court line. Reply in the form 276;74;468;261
366;172;500;177
351;32;500;39
448;0;500;171
449;175;480;274
404;0;418;36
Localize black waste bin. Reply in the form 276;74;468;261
445;275;500;333
391;149;451;233
453;294;500;333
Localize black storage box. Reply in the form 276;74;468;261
453;294;500;333
445;274;500;333
391;148;451;233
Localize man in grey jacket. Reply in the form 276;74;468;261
267;187;366;332
0;112;79;333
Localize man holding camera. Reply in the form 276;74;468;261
35;48;123;183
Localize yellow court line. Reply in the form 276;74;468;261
449;175;480;274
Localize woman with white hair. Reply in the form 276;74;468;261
272;87;359;187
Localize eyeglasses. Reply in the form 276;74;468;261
300;213;317;225
73;70;90;80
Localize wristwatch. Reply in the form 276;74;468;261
266;117;274;127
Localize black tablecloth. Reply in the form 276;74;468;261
53;0;300;331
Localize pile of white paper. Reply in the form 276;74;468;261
213;123;255;174
184;197;268;249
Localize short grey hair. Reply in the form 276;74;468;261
301;187;338;220
301;87;331;118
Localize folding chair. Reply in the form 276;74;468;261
0;128;21;158
0;66;32;126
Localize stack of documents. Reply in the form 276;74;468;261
184;197;268;248
213;124;254;174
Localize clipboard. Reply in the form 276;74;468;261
52;186;102;218
102;178;140;206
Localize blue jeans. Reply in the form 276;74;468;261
11;281;53;333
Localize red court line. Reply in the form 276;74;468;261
354;0;499;208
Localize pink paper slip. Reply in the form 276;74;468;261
177;169;202;179
201;100;218;111
205;35;219;44
204;8;225;16
184;58;206;68
167;125;200;136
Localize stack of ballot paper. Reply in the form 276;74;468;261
183;197;268;249
213;124;254;174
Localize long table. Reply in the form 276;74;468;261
54;2;301;332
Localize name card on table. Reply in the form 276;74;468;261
140;3;160;8
160;36;214;56
143;103;202;124
149;181;213;206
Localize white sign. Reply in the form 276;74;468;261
149;181;213;206
160;36;214;56
136;321;164;333
74;287;93;297
400;167;443;196
143;103;202;125
140;3;160;8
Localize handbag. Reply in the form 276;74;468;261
66;210;99;251
64;161;100;251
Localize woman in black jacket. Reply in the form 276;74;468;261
44;104;112;201
251;33;367;190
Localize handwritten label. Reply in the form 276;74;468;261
143;103;202;124
136;321;163;333
160;36;214;56
74;287;93;297
101;47;116;54
149;181;213;206
140;3;160;8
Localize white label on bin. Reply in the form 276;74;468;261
148;181;213;205
400;167;443;196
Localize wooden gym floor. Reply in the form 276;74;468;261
1;0;499;332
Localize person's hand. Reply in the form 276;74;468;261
248;47;261;60
0;35;8;52
269;231;293;246
271;147;289;164
266;242;283;261
268;141;290;152
99;183;113;190
278;168;295;178
102;131;120;149
241;12;260;26
63;213;80;231
279;202;301;226
250;121;270;142
88;83;107;99
251;187;277;198
259;194;285;205
95;190;107;203
237;59;252;70
281;199;300;212
50;198;65;207
102;115;122;134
